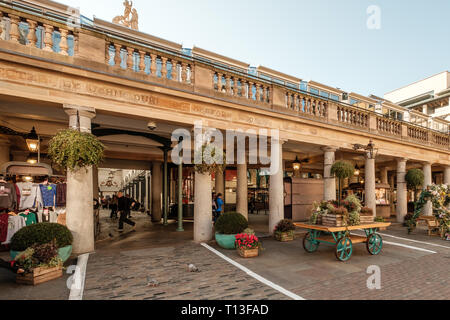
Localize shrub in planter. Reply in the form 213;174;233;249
331;161;354;206
274;219;295;241
10;223;73;262
215;212;248;249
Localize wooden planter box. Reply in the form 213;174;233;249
360;215;374;224
274;231;294;242
16;265;63;286
321;214;345;227
237;247;259;258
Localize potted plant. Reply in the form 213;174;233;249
330;161;355;206
344;194;362;226
235;233;262;258
15;242;63;285
214;212;248;249
10;223;73;262
48;129;105;172
322;206;348;227
274;219;295;242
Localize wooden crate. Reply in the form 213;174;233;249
321;214;345;227
274;231;294;242
16;265;63;286
359;215;374;224
237;247;259;258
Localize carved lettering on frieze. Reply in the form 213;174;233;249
191;104;232;120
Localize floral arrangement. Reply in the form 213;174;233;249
235;233;262;250
14;242;62;273
360;207;374;216
407;184;450;239
331;206;348;216
274;219;295;233
310;200;336;224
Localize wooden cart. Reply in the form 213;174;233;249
294;222;391;262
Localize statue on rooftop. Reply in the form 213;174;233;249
112;0;138;30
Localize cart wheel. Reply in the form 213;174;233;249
303;232;319;253
335;237;353;261
366;233;383;255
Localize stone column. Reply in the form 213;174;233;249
215;168;224;212
444;166;450;186
236;154;248;219
423;162;432;216
0;135;10;168
322;147;336;201
151;162;162;222
365;153;376;216
194;171;212;242
64;105;96;255
177;163;184;232
380;167;388;184
269;139;285;235
162;148;169;226
396;159;407;222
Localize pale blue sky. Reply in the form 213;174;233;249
60;0;449;97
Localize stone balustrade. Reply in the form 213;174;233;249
284;90;327;118
0;9;76;56
106;41;194;85
407;124;429;143
336;105;368;128
213;72;271;105
376;116;402;136
432;131;449;148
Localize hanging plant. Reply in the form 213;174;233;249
193;144;226;175
330;160;355;206
48;129;105;171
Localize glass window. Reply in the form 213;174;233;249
330;94;339;101
300;81;308;91
310;87;319;95
349;98;359;105
320;91;329;98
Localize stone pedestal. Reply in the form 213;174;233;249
396;159;407;222
151;162;162;222
365;155;376;216
322;147;336;201
423;162;432;216
269;140;284;234
194;171;212;242
64;105;96;255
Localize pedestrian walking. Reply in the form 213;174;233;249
117;192;136;232
110;194;118;219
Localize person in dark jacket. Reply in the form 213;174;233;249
117;192;135;232
0;258;24;274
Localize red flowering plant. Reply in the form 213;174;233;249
235;233;262;250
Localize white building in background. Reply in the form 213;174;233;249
384;71;450;132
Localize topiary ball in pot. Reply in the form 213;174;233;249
10;223;73;262
215;212;248;249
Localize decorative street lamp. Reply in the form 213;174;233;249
25;127;40;163
352;139;378;159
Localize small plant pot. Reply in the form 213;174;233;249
237;247;259;258
274;231;294;242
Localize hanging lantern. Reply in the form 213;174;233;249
25;127;39;152
292;156;301;171
354;164;360;176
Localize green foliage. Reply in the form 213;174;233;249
348;211;360;226
374;216;385;222
215;212;248;235
15;243;62;273
274;219;295;233
10;223;73;251
194;144;226;175
405;169;424;190
360;207;374;216
330;161;355;179
331;207;348;215
48;129;105;171
243;228;255;235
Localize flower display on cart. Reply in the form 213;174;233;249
407;184;450;239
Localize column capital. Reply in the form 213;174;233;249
396;157;408;163
63;105;96;119
321;146;337;153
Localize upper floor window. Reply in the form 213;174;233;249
300;81;308;91
350;98;359;105
320;91;329;99
310;87;319;95
330;94;339;101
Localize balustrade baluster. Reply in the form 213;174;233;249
150;54;157;75
114;44;122;67
171;60;178;81
189;64;194;84
256;84;261;101
138;51;146;73
181;63;187;82
59;29;69;56
43;24;54;52
26;19;37;47
126;47;134;70
225;75;231;95
161;57;168;78
233;78;239;96
248;82;253;99
217;73;222;92
9;15;20;43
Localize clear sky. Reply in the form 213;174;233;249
58;0;449;97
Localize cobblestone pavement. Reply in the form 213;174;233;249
84;213;450;300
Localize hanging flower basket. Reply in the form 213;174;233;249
194;144;226;175
48;129;105;172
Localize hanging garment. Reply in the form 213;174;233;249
0;182;17;211
17;182;43;211
19;211;37;226
56;183;67;207
14;184;20;211
1;215;26;245
0;213;8;243
39;184;57;207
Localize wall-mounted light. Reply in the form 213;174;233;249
27;153;38;164
23;176;33;182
